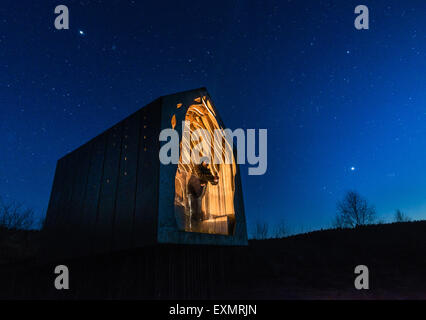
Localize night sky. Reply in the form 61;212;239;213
1;0;425;234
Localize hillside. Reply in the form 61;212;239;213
1;221;425;299
232;221;426;299
0;227;40;265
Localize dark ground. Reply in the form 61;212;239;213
1;221;425;299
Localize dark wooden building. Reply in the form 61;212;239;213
41;88;248;262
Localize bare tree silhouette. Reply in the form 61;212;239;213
273;221;287;238
253;221;269;239
394;209;411;222
334;191;376;228
0;197;35;231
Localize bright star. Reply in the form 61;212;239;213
79;30;85;36
351;166;356;171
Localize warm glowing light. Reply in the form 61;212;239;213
171;114;176;129
174;97;236;235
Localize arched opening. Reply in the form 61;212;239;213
174;97;236;235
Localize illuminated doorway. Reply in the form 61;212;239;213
174;97;236;235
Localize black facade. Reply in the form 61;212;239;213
42;88;248;261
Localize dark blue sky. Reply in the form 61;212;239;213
1;0;425;233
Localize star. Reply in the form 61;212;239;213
79;30;85;36
350;166;356;171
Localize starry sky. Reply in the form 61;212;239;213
1;0;425;234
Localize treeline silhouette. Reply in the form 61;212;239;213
250;190;415;239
